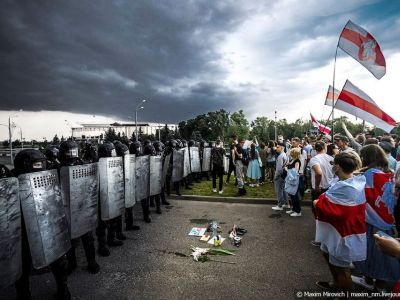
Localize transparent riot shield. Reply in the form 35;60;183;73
0;177;21;288
99;157;125;221
60;163;99;239
150;156;162;196
18;170;71;269
136;155;150;201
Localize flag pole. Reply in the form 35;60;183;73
331;44;339;139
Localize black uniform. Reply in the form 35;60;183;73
96;142;123;257
13;149;70;300
58;141;100;275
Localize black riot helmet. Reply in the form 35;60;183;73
82;142;98;163
153;141;163;153
209;141;216;148
143;139;152;147
188;140;195;147
45;145;59;161
14;149;47;175
0;164;11;178
144;144;156;156
129;141;142;155
98;142;116;158
59;141;79;163
115;142;129;157
200;140;208;148
168;139;177;149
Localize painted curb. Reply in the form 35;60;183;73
168;194;312;206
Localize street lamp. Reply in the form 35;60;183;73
135;99;146;141
9;110;22;165
274;110;277;142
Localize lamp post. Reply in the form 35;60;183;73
8;111;21;165
274;110;277;142
135;99;146;141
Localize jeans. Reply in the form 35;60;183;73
289;191;301;213
212;164;224;191
235;160;244;188
274;177;287;207
260;166;266;183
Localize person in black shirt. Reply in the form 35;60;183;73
211;139;226;194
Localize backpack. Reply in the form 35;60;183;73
212;148;224;167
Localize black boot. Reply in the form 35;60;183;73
155;195;162;214
115;216;126;240
149;196;156;207
82;232;100;274
174;182;181;196
97;221;110;256
66;246;77;275
160;189;170;205
50;257;71;300
125;207;140;230
141;198;151;223
107;221;124;247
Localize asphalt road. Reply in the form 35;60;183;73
1;200;335;300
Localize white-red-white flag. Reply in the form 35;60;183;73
338;20;386;79
310;113;331;135
325;85;340;107
336;80;397;133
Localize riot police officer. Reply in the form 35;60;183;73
45;145;61;170
144;143;162;216
164;139;181;196
153;141;170;206
114;142;141;236
97;142;123;257
125;141;144;227
58;141;100;275
13;149;70;300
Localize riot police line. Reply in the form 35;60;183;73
0;138;218;300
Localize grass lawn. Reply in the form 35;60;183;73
181;175;277;198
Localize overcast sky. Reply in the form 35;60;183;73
1;0;399;139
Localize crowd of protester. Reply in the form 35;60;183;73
220;122;400;296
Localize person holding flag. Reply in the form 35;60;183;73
352;145;400;291
314;152;366;293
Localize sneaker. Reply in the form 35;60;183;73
310;240;321;247
271;206;283;211
218;190;223;194
286;210;293;214
282;204;291;208
290;212;302;217
213;188;217;193
351;275;374;291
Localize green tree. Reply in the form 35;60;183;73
227;110;250;140
104;128;118;142
52;134;60;145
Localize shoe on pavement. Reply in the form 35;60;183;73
290;212;302;217
315;281;338;291
286;210;293;214
213;188;217;193
351;275;374;291
271;206;283;211
310;240;321;247
218;190;223;194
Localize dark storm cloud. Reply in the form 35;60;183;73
0;0;248;122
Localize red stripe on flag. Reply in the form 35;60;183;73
315;193;366;237
338;90;396;126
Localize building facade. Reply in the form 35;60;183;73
71;122;177;140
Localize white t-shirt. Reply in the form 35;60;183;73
309;153;334;189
